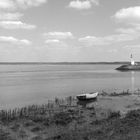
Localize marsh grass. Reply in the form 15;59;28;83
31;136;44;140
100;89;132;97
1;95;140;140
100;89;140;97
0;128;15;140
110;90;131;96
107;111;121;119
0;96;77;123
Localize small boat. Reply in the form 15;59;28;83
76;92;98;100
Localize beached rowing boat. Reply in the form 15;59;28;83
76;92;98;100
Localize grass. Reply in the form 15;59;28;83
110;90;131;96
100;89;140;97
0;96;76;123
53;111;75;126
1;95;140;140
107;111;121;119
100;89;132;96
0;129;14;140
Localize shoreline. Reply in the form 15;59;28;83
1;91;140;140
0;61;135;65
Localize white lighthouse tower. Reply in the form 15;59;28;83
130;54;135;65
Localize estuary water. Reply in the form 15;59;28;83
0;64;140;109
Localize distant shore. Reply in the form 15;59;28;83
1;91;140;140
0;61;135;65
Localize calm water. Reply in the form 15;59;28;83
0;64;140;109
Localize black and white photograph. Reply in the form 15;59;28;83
1;0;140;140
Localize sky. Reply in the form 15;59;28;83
0;0;140;62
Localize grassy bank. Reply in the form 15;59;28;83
1;92;140;140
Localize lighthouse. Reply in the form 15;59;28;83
116;54;140;70
130;54;135;66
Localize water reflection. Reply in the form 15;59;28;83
131;71;135;93
77;98;97;108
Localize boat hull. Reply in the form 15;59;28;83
76;92;98;100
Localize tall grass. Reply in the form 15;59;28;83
0;96;77;123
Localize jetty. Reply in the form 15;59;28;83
116;54;140;71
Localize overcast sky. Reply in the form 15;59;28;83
0;0;140;62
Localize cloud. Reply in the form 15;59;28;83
0;0;47;11
0;0;15;10
0;0;46;31
44;32;74;40
79;36;110;45
79;33;139;46
0;36;31;45
123;45;140;50
115;23;140;36
115;28;136;34
0;12;23;20
45;39;60;44
19;39;31;45
107;49;118;53
15;0;47;9
45;39;69;49
114;6;140;24
113;6;140;43
68;0;99;10
80;10;140;47
0;21;36;29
